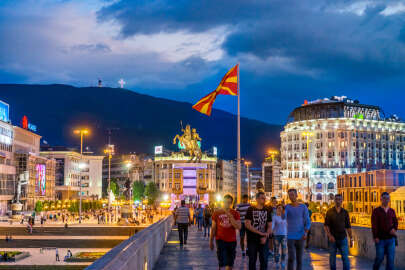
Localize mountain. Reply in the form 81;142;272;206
0;84;282;165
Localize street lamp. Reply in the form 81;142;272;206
74;129;89;224
302;131;314;202
104;145;114;223
244;161;252;199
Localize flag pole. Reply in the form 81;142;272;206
237;63;241;204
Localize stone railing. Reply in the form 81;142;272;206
310;222;405;268
86;215;173;270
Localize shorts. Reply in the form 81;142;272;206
240;223;246;238
216;240;237;267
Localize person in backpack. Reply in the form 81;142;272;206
203;204;213;237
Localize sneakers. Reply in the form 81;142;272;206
242;251;246;257
281;262;285;269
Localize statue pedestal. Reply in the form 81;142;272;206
121;204;133;219
11;202;23;220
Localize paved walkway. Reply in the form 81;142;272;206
154;226;382;270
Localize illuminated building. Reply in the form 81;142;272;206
154;151;217;206
13;126;56;211
40;147;104;200
281;96;405;202
337;170;405;216
390;187;405;219
0;100;15;215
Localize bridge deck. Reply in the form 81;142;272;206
154;225;388;270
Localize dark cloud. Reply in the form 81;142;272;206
98;0;405;80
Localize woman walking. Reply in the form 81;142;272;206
273;205;287;269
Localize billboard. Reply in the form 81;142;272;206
154;145;163;154
35;164;46;196
0;100;9;122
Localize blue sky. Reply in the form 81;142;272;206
1;0;405;124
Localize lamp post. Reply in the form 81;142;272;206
104;145;114;223
74;129;89;224
244;161;251;200
302;131;314;202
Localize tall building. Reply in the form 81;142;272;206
281;96;405;202
216;160;248;199
40;147;104;200
337;169;405;215
0;100;15;215
14;126;56;211
262;160;282;198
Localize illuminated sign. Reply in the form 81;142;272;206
0;101;9;122
353;114;364;119
21;116;37;132
155;145;163;154
35;164;46;196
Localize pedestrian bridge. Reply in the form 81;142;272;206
87;216;405;270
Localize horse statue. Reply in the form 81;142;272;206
173;124;202;162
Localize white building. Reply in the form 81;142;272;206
249;168;262;196
281;96;405;202
40;148;104;199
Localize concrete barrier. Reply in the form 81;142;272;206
310;222;405;268
86;216;173;270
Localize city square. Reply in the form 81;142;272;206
1;1;405;270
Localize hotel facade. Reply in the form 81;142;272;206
281;96;405;202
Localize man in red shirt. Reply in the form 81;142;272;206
210;194;241;270
371;192;398;270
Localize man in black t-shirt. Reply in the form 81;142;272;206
245;192;272;270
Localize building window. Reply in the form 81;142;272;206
316;193;322;201
316;182;322;190
327;182;334;190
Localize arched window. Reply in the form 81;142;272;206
316;182;322;190
316;193;322;201
328;182;334;190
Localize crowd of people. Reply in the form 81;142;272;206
174;189;399;270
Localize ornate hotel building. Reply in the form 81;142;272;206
281;96;405;202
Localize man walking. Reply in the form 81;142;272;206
55;248;60;261
372;192;398;270
285;189;311;270
197;204;204;231
245;192;272;270
324;194;352;270
203;204;213;237
210;194;241;270
236;194;251;257
175;200;191;246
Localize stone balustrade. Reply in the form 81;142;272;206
86;216;173;270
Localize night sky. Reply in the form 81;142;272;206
1;0;405;124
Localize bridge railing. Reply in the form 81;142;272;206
86;215;173;270
310;222;405;269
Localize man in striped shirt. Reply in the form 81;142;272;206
175;200;191;246
236;194;251;256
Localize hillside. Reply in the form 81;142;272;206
0;84;282;165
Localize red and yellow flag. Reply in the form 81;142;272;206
192;64;238;116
